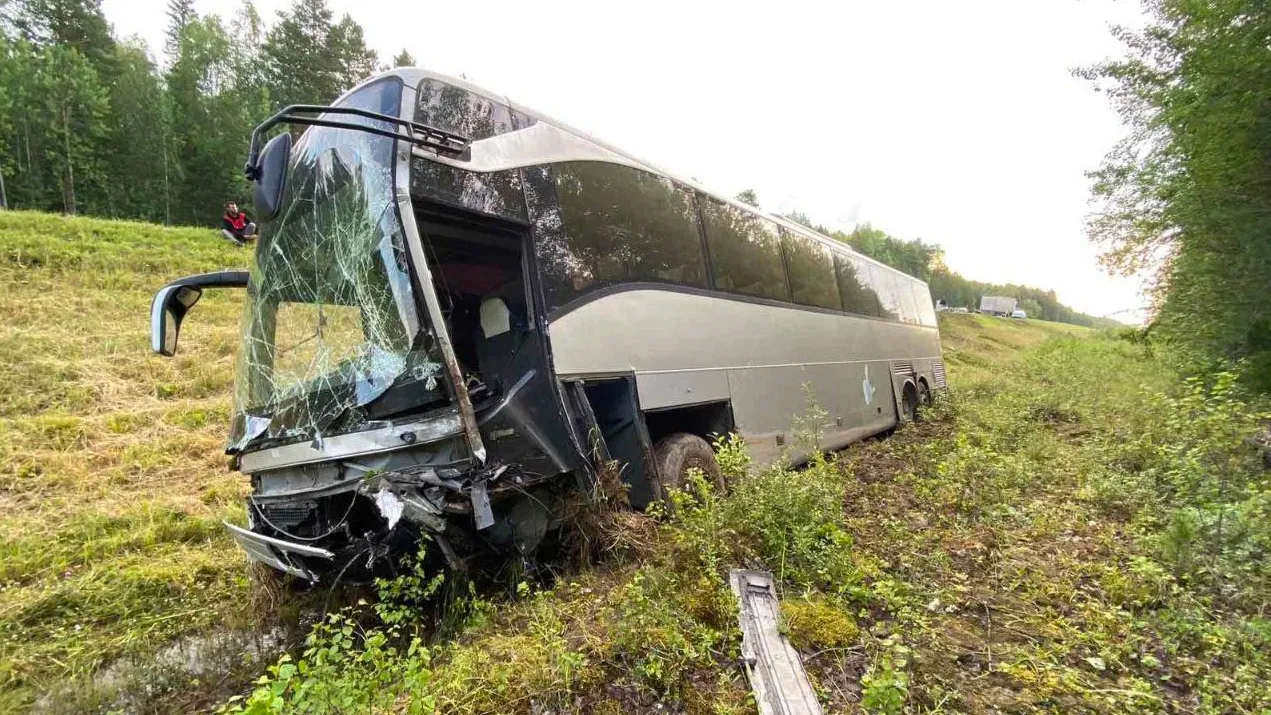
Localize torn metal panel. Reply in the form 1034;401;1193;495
470;479;495;530
238;412;464;472
225;521;334;581
729;569;823;715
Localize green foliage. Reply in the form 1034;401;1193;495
0;0;378;226
224;617;433;715
222;552;442;715
262;0;378;108
860;636;910;715
1085;0;1271;389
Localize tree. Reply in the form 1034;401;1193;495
327;13;378;89
735;188;758;207
262;0;342;105
164;0;195;66
392;48;414;68
1084;0;1271;387
9;0;115;77
167;15;248;224
0;32;19;208
32;44;109;214
102;40;172;221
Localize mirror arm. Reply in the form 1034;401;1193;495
244;105;471;181
166;270;250;290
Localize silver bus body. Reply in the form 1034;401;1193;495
152;67;945;581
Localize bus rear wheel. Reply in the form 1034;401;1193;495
901;385;919;423
653;432;724;504
918;381;932;410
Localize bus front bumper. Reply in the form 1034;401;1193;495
224;521;334;581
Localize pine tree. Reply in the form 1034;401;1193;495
328;14;378;90
263;0;379;106
163;0;195;67
104;41;172;221
167;15;243;224
262;0;336;106
392;48;414;68
13;0;116;77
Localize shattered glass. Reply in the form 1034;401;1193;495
229;78;449;452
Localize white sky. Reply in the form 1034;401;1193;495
104;0;1149;321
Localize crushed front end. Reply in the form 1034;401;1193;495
219;71;586;582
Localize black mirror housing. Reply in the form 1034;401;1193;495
149;271;250;357
252;132;292;222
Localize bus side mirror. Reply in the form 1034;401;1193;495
252;132;292;222
149;270;250;357
151;284;203;357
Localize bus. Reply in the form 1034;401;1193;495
150;67;945;581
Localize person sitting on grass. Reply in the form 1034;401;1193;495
221;201;257;245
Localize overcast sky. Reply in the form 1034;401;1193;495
103;0;1149;320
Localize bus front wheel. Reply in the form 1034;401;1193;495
652;432;724;504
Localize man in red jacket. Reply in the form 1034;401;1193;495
221;201;257;246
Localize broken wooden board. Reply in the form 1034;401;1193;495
729;569;823;715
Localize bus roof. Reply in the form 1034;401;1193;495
360;67;925;287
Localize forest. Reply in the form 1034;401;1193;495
1083;0;1271;392
0;0;403;226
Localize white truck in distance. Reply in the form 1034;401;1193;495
979;295;1018;317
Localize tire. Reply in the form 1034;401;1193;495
917;381;932;409
652;432;724;503
900;385;919;423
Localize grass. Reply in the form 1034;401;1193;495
0;211;260;712
4;210;1269;713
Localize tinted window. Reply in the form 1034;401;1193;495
912;282;938;326
870;265;902;321
409;158;526;222
890;275;916;324
782;231;841;310
410;80;527;221
414;79;517;139
834;254;880;317
701;200;789;302
534;162;706;308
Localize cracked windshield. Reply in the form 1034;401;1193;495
230;79;444;450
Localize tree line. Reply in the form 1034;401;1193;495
0;0;412;225
1083;0;1271;391
773;205;1117;329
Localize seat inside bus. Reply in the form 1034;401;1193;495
420;221;527;400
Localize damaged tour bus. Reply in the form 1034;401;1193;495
150;68;945;581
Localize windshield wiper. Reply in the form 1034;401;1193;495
245;105;471;181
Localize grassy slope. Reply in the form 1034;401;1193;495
383;312;1267;715
0;211;255;710
3;211;1268;714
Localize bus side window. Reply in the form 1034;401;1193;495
782;231;841;311
912;282;937;326
534;162;708;309
701;200;790;302
869;265;902;322
835;254;881;317
895;276;920;324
